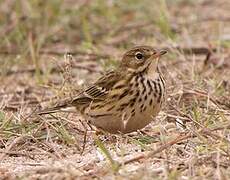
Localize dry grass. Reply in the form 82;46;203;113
0;0;230;179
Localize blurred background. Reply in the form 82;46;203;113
1;0;229;80
1;0;229;107
0;0;230;179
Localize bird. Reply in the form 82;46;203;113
37;46;167;134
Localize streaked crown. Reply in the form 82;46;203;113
120;46;167;73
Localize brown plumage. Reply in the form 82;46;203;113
37;46;167;133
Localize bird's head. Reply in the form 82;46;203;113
120;46;167;75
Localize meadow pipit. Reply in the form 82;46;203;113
38;46;167;133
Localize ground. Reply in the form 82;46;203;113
0;0;230;179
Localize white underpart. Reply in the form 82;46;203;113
121;112;132;130
146;57;159;78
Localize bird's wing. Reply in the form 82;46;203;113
37;70;120;115
71;70;120;106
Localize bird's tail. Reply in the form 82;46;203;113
36;104;69;115
36;96;88;115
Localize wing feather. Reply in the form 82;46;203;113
37;70;121;115
71;70;120;106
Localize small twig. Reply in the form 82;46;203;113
60;117;85;134
169;102;230;144
122;122;230;166
80;130;88;155
122;133;192;165
0;135;28;161
0;149;46;158
12;162;46;166
201;129;230;144
203;50;212;66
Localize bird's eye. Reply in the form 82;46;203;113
135;52;144;60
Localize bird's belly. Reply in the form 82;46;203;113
85;99;162;134
123;103;162;133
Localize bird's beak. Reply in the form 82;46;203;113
151;49;167;59
159;50;167;56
